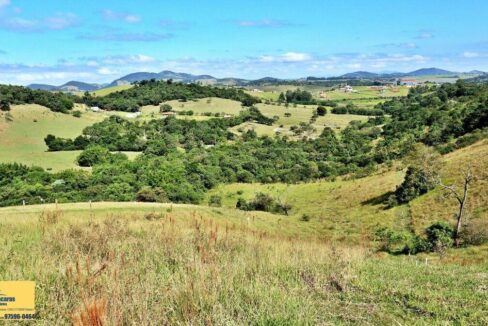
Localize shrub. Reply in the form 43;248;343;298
461;219;488;246
394;167;436;204
136;187;168;203
76;145;111;167
160;104;173;113
72;110;82;118
300;214;311;222
316;106;327;116
208;195;222;207
425;222;455;252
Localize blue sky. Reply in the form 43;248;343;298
0;0;487;84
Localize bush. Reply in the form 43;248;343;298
76;145;111;167
136;187;168;203
300;214;311;222
235;193;291;215
160;104;173;113
316;106;327;116
461;219;488;246
425;222;454;252
208;195;222;207
394;167;436;204
72;110;82;118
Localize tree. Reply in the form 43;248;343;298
76;145;111;167
316;106;327;116
439;166;474;247
160;104;173;113
0;99;10;112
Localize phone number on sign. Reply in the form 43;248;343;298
3;313;38;320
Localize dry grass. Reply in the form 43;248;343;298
1;207;487;324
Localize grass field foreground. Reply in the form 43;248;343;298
0;202;487;324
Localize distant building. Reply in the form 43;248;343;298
90;106;102;112
401;79;419;87
340;85;354;93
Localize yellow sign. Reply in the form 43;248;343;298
0;281;36;320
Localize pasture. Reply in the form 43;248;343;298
0;200;486;324
0;105;139;171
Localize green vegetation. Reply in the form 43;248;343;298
0;79;487;324
0;201;487;324
0;85;75;112
83;79;260;112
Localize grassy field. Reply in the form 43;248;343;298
206;140;488;244
246;85;409;102
0;202;486;324
142;97;244;118
90;84;133;96
0;105;139;171
0;100;383;171
1;104;487;323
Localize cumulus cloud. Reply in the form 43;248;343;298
101;10;141;23
80;32;173;42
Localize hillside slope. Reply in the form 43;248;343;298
206;139;488;242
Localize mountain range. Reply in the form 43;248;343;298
27;67;485;92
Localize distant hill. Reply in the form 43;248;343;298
338;67;458;79
28;84;59;91
340;71;380;78
406;67;454;76
24;67;487;93
108;70;218;87
28;81;103;92
59;81;102;92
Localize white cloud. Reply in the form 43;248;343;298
282;52;311;62
97;67;117;75
463;51;479;58
347;63;361;69
43;12;79;30
100;54;156;65
102;10;141;23
258;52;311;63
415;32;434;39
0;12;79;31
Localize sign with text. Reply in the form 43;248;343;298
0;281;36;320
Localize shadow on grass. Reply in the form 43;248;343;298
361;191;395;209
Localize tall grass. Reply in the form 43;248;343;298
1;209;487;324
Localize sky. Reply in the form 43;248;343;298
0;0;488;85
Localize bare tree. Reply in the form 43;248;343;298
439;166;474;247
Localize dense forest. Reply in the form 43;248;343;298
0;80;260;113
0;80;487;207
0;85;75;112
44;107;275;152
